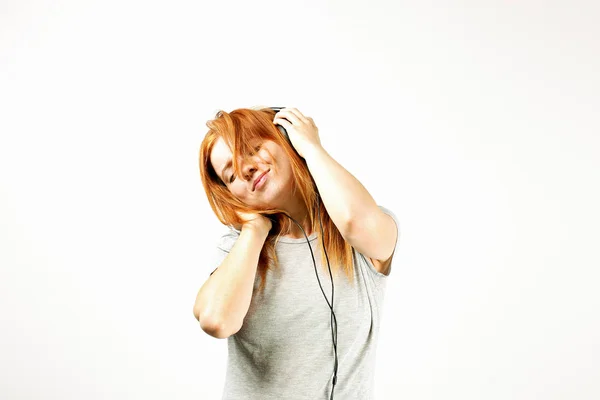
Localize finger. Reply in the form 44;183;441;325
273;116;293;129
289;108;311;123
279;108;309;124
275;111;301;126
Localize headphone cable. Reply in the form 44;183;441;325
283;193;338;399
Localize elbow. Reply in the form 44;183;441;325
200;315;239;339
202;320;233;339
193;304;239;339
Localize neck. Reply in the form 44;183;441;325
281;193;313;239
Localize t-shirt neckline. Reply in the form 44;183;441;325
229;227;318;244
276;232;318;243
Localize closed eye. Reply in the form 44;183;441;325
228;145;261;184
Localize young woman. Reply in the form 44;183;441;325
193;106;399;399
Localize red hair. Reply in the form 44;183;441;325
198;106;355;293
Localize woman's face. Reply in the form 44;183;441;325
210;136;294;209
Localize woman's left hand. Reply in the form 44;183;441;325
273;107;323;159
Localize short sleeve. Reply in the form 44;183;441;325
351;204;400;281
209;229;240;276
373;205;400;276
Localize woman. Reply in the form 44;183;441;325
193;106;399;400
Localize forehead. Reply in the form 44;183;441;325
210;136;269;166
209;137;232;171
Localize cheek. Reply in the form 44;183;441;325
262;147;278;164
233;184;244;195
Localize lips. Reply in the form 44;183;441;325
253;170;269;191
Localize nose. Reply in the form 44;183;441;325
241;156;258;181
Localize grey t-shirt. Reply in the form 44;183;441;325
208;205;400;400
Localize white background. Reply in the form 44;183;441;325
1;1;599;399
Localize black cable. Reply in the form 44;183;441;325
283;193;338;399
268;107;338;397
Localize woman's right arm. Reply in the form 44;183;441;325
193;222;270;339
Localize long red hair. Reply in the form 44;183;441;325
198;106;355;293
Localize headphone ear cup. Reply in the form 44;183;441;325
269;106;298;155
269;107;287;138
277;124;300;156
276;125;289;141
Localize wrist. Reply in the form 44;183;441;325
303;144;326;163
242;221;271;236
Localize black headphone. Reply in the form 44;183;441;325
269;107;338;399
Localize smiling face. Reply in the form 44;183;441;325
209;136;295;209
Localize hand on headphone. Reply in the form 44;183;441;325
273;107;323;159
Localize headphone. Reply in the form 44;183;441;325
269;107;338;399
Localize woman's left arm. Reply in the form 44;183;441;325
303;145;397;272
274;107;397;274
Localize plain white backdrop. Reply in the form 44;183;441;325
1;1;598;399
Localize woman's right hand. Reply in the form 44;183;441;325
234;210;273;233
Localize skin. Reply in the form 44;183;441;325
209;136;313;238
